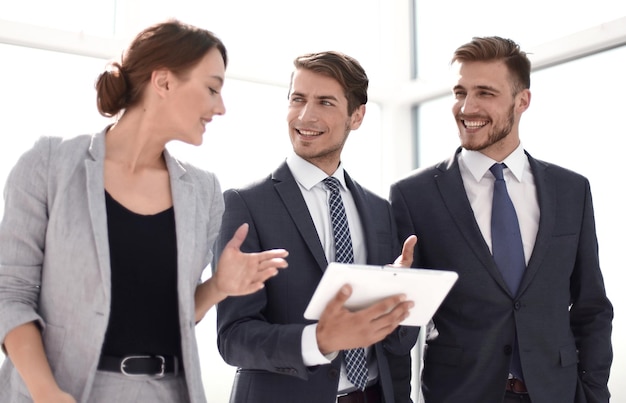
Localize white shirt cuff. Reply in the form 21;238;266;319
301;323;338;366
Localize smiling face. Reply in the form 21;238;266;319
287;68;365;175
162;47;226;145
452;60;530;161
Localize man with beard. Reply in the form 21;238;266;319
389;36;613;403
215;51;418;403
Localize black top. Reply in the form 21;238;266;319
100;191;182;362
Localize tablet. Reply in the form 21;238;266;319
304;263;458;326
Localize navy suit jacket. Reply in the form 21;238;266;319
389;148;613;403
216;161;418;403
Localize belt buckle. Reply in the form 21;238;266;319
507;376;528;394
120;355;166;379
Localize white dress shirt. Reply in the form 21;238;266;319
458;144;540;266
285;152;378;392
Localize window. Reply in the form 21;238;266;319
0;0;116;36
414;0;626;79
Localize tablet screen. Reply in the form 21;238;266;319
303;263;458;326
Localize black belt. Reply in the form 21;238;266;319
338;384;381;403
98;355;180;378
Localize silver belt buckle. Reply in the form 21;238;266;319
120;355;166;379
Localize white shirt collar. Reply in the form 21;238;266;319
460;143;526;182
286;152;347;190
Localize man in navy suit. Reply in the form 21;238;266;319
390;36;613;402
216;51;418;403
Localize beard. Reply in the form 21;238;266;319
459;103;515;151
290;120;352;165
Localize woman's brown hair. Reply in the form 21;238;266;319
96;19;227;117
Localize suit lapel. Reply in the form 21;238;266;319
517;152;554;295
272;162;328;272
437;150;512;294
441;150;556;297
85;130;112;300
344;172;380;264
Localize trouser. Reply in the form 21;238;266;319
88;370;190;403
503;390;532;402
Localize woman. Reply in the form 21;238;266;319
0;20;288;403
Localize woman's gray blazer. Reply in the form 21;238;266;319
0;128;224;402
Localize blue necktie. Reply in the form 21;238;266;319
323;177;368;391
490;163;525;380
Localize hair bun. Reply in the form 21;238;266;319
96;61;130;117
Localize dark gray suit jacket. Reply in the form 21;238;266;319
390;148;613;403
216;161;418;403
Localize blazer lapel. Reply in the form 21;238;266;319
516;152;554;295
344;172;380;264
437;150;512;294
85;130;112;301
84;135;197;320
164;150;197;312
272;162;328;272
